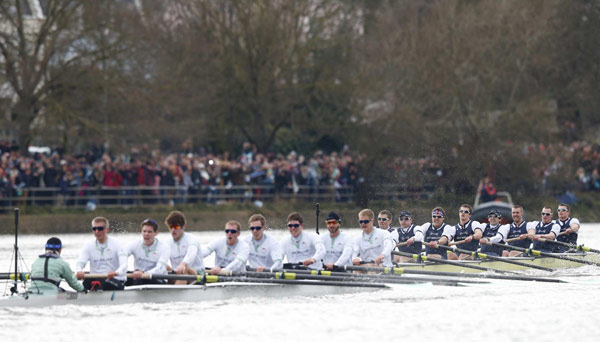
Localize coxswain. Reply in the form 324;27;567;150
478;210;510;256
75;216;128;290
30;237;85;295
415;207;448;259
280;212;325;270
528;207;560;253
126;218;171;285
437;204;484;260
165;211;205;285
202;220;250;275
502;205;536;257
393;211;421;263
243;214;283;272
554;203;581;253
321;211;354;270
352;209;394;267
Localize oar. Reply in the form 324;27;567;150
236;270;483;286
490;242;600;266
392;251;518;274
84;273;388;289
315;202;320;235
336;265;564;283
535;238;600;254
436;244;555;272
0;273;29;281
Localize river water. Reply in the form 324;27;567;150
1;225;599;342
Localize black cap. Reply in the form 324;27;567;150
45;237;62;250
488;209;501;218
399;211;411;218
326;211;341;222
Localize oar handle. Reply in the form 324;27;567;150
449;239;468;246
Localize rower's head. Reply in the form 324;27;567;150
557;203;570;220
398;211;412;228
287;212;304;238
45;237;62;255
166;211;186;242
358;209;374;234
431;207;445;227
225;220;242;245
458;204;472;223
487;210;501;226
377;210;392;229
91;216;110;243
540;207;553;223
141;218;159;246
248;214;267;240
326;211;341;236
512;205;524;224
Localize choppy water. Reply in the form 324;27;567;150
1;225;600;342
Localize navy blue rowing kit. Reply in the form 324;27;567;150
396;225;422;255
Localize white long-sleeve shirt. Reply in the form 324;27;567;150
167;232;205;273
352;228;394;267
321;231;354;266
202;238;250;272
243;234;283;271
76;236;128;281
127;238;171;276
442;220;485;241
485;224;511;243
280;232;325;270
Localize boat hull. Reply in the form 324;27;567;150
0;281;386;308
396;253;600;273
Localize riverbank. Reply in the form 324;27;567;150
1;192;598;234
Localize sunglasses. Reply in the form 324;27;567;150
541;212;552;216
249;226;263;231
377;217;389;221
225;229;240;234
287;224;301;228
432;215;444;219
326;220;338;225
459;210;471;214
557;208;568;212
399;217;411;221
358;220;371;225
91;226;106;232
487;215;500;219
169;225;181;230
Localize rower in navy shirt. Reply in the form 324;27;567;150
554;203;581;253
528;207;561;253
478;210;510;256
394;211;421;263
503;204;536;257
437;204;484;260
415;207;448;259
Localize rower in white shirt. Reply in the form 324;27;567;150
202;220;250;275
126;218;171;285
75;216;128;291
352;208;394;267
321;211;354;270
165;211;205;285
243;214;283;272
436;204;484;260
280;212;325;270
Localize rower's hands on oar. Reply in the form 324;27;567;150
406;237;415;246
352;258;361;265
479;238;490;245
175;262;188;274
255;266;266;272
107;271;118;280
374;254;385;265
210;267;222;275
76;271;85;280
519;234;529;240
132;270;144;280
302;258;316;266
428;241;438;248
325;262;335;270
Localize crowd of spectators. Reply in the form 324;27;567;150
1;139;599;208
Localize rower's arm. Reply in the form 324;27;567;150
224;241;250;271
489;225;510;243
413;225;424;242
269;241;284;271
60;259;84;292
335;243;354;266
116;247;129;276
75;247;89;272
312;240;326;262
201;240;218;258
182;243;199;266
570;218;581;233
473;223;484;239
146;244;170;275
